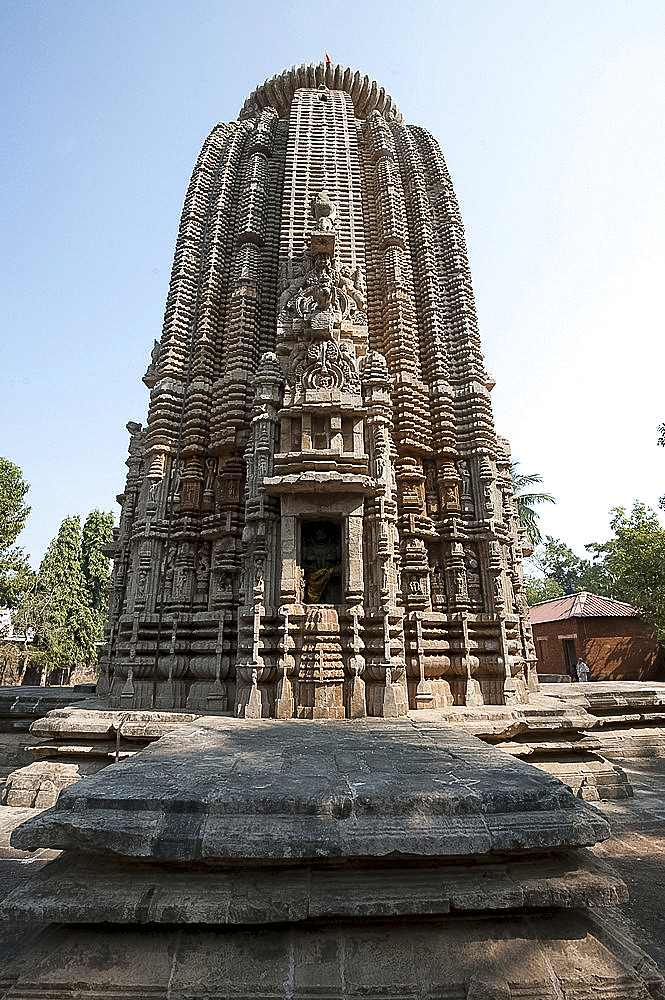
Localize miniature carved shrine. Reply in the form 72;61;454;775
100;63;538;717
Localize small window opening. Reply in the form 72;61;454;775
291;416;302;451
300;520;343;604
341;417;354;453
312;414;329;450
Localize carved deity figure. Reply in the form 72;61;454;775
465;546;482;608
457;460;472;501
301;524;342;603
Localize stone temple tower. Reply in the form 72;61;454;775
100;62;538;717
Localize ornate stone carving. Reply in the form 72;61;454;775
143;340;161;388
299;338;360;392
279;258;367;324
105;64;537;715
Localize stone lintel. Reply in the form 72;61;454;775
263;473;373;494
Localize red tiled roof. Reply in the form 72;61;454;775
529;591;639;624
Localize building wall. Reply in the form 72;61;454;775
532;615;663;680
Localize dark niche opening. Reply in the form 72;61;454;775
300;519;343;604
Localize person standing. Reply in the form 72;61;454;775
576;657;590;683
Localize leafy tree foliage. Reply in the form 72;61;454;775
530;505;665;636
532;536;610;595
0;459;115;682
524;574;564;606
10;573;56;683
32;511;114;677
510;463;555;547
36;515;97;672
658;423;665;511
0;457;30;551
0;457;32;609
586;503;665;636
81;510;114;617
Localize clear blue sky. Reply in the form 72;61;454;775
2;0;664;566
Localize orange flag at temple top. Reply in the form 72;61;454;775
325;52;332;65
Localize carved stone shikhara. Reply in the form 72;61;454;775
101;63;537;716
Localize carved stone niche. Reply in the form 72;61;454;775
276;493;365;609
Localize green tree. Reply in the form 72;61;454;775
533;535;612;596
524;574;564;606
81;509;114;619
510;463;555;547
36;515;97;680
586;503;665;636
535;537;586;594
10;572;56;684
0;457;32;608
0;457;30;551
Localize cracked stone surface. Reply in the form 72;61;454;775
11;718;609;861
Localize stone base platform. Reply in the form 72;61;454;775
410;696;634;801
1;717;663;997
1;910;662;1000
1;759;106;809
1;707;200;809
2;847;626;925
542;681;665;760
0;687;97;733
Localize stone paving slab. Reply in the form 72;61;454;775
541;681;665;711
10;718;609;861
30;707;199;740
410;694;597;739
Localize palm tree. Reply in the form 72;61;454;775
510;463;555;547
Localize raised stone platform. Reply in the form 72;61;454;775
542;681;665;759
410;696;635;801
0;686;96;733
2;717;663;998
4;847;625;925
2;707;199;809
10;718;609;860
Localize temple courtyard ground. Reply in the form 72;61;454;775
0;727;663;977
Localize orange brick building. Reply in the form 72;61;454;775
529;592;664;681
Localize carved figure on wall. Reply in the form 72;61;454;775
455;566;468;601
484;482;494;516
457;460;471;498
196;547;210;597
424;463;439;516
432;563;446;606
126;422;145;460
143;340;161;386
204;458;217;492
465;546;482;607
278;258;310;313
492;574;504;612
285;338;309;386
300;337;359;392
280;257;365;323
137;568;148;597
338;340;360;389
338;264;367;312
